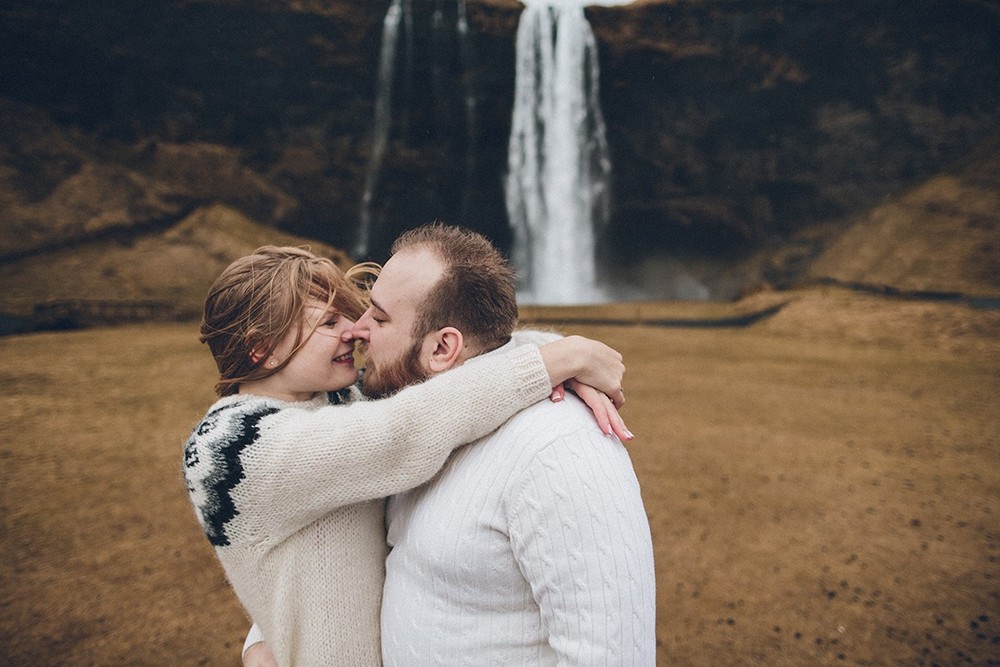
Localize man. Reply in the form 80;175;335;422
355;224;655;665
245;223;653;664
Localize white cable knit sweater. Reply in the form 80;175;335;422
183;344;552;666
382;359;656;665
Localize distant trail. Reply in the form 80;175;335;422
803;277;1000;310
519;276;1000;331
520;301;790;328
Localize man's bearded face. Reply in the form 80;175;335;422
360;335;429;399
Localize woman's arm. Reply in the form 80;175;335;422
188;337;627;547
516;329;625;406
511;328;561;347
217;344;553;544
516;329;632;440
539;335;625;406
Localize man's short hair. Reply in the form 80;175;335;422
392;222;518;352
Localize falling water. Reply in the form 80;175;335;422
355;0;407;259
455;1;478;223
506;0;623;304
355;0;476;259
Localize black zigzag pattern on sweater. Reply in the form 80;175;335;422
185;403;279;547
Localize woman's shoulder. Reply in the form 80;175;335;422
189;390;350;442
186;395;277;448
202;392;280;420
184;393;281;449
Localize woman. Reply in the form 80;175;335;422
183;245;628;665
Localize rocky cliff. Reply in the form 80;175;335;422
1;0;997;301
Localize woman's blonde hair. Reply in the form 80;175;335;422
199;246;376;396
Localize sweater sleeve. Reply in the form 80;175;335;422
512;327;562;347
506;413;657;665
229;344;552;545
242;623;264;658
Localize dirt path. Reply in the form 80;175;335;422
1;288;998;665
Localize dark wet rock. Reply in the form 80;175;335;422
1;0;998;265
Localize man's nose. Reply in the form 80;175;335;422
350;311;371;341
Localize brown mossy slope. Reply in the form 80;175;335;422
806;136;1000;297
0;203;352;320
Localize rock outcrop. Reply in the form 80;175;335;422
587;0;1000;259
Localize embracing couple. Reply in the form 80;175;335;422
184;223;656;665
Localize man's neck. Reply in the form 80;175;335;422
461;336;514;365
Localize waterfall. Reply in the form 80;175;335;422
456;0;477;222
505;0;622;305
355;0;476;260
355;0;407;259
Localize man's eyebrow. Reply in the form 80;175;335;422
369;296;389;318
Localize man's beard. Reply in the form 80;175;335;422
360;338;429;399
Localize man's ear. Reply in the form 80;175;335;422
423;327;465;374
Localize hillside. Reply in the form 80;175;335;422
2;133;998;335
0;203;352;330
805;136;1000;297
2;17;998;328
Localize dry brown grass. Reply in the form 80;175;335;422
1;288;998;665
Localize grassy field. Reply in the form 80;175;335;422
1;287;998;666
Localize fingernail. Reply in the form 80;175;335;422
625;430;635;440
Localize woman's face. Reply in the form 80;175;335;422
263;300;358;401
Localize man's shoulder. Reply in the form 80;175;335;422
495;394;623;454
487;396;642;508
513;392;602;427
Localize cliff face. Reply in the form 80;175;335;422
0;0;390;258
1;0;997;274
588;0;1000;259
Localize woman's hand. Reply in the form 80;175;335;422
539;335;626;408
552;380;634;442
243;642;278;667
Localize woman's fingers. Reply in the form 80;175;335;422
567;380;634;441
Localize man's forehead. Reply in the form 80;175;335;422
372;247;443;310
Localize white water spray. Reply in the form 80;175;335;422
356;0;476;259
355;0;407;259
506;0;626;304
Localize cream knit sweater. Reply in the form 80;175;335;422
183;343;552;666
382;351;656;665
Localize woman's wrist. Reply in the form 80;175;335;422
539;336;582;386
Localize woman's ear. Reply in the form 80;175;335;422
424;327;464;374
248;331;268;365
